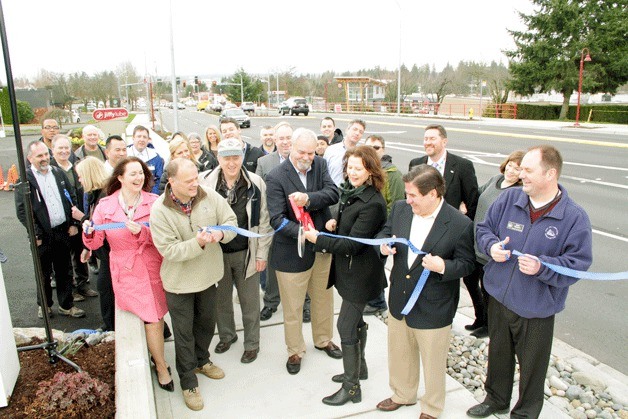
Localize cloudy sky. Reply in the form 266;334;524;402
1;0;534;81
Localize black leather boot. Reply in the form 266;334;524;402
323;343;361;406
333;323;368;383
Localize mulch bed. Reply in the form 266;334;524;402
0;338;115;418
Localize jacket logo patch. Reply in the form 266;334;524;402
507;221;524;233
545;226;558;239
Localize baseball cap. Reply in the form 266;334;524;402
217;138;243;158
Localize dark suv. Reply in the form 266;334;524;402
278;98;309;116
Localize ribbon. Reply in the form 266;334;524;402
318;231;429;315
200;219;288;238
63;189;74;206
91;222;150;232
511;250;627;281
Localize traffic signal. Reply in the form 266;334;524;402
194;76;199;85
176;77;180;85
212;81;217;87
183;81;187;88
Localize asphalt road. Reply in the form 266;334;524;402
1;111;626;374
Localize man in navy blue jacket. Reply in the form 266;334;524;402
468;145;592;419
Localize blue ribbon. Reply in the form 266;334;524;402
200;218;289;238
317;231;429;315
63;189;74;206
511;250;627;281
91;222;150;231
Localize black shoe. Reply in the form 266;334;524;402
152;361;174;392
286;354;301;374
215;335;238;354
302;308;311;323
466;403;509;418
260;306;276;321
164;322;173;341
315;342;343;359
464;319;485;331
471;326;489;338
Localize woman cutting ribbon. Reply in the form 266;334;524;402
303;146;387;406
82;156;173;392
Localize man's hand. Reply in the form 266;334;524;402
196;229;224;248
36;239;42;246
256;260;267;272
459;202;468;215
518;254;541;276
68;226;78;237
71;206;85;221
422;253;445;273
490;236;511;262
325;219;337;232
80;249;92;263
289;192;309;207
380;235;397;255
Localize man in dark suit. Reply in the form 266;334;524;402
375;165;475;418
265;128;340;375
15;141;86;319
409;124;484;335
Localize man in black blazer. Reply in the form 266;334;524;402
409;124;485;335
265;128;340;375
375;165;475;417
15;141;85;319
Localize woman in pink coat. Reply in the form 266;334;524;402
83;156;172;392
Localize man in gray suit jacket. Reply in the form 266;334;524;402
375;165;475;417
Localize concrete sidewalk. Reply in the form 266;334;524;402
151;288;571;419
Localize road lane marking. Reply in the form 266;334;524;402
593;229;628;243
333;118;628;148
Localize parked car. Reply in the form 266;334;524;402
59;110;81;124
204;102;223;113
240;101;255;114
219;108;251;128
278;97;309;116
197;100;210;111
175;102;186;110
86;102;96;112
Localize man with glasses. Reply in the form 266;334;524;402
363;135;405;316
38;119;78;165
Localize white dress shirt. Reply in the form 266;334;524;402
407;198;444;269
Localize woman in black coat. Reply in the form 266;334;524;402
304;146;387;406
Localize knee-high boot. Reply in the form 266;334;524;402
322;343;361;406
333;323;368;383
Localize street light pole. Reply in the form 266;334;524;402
168;0;178;131
575;48;592;127
394;0;402;115
240;74;244;104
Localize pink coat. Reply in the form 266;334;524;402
83;190;168;323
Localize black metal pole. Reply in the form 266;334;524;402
0;0;80;372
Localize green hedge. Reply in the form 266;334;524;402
0;88;36;124
515;103;628;124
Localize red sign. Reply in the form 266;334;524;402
92;108;129;121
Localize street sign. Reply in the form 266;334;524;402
92;108;129;121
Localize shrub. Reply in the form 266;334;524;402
29;371;111;415
17;100;35;123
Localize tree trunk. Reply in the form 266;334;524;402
559;92;571;120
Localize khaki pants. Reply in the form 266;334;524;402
387;315;451;417
276;252;334;357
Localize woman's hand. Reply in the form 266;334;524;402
125;220;142;235
304;228;319;243
82;220;94;235
325;219;337;232
80;249;92;263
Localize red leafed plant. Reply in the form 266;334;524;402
28;371;111;414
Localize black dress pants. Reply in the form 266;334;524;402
94;246;115;331
484;295;554;418
37;226;73;310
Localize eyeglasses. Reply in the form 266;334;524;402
44;125;60;130
370;145;382;150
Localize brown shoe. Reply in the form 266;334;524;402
214;335;238;354
241;348;259;364
315;341;343;359
182;387;204;411
420;413;437;419
286;354;301;375
194;362;225;379
376;397;416;412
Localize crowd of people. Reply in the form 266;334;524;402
15;116;592;417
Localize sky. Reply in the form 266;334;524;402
1;0;534;82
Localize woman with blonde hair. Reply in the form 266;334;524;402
75;156;115;331
204;125;221;158
157;136;200;194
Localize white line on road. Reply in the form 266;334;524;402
592;229;628;243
